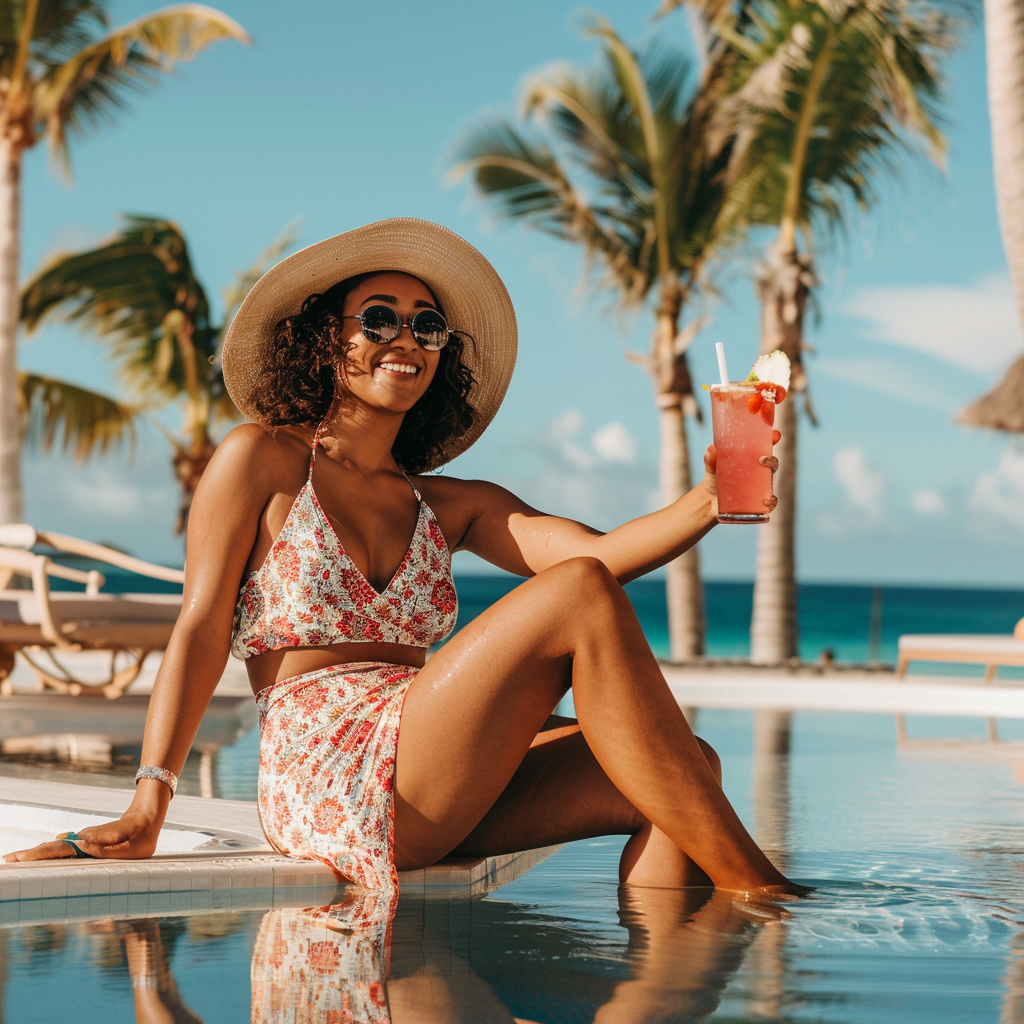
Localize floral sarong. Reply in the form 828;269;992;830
256;662;418;891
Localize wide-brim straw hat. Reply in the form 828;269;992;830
222;217;517;469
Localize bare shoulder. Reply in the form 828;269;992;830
413;475;535;546
205;424;312;493
413;474;525;509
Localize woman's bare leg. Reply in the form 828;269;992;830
455;722;717;886
393;557;792;893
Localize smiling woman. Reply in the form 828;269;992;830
248;271;477;474
4;218;797;906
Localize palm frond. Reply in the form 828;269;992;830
452;119;579;222
451;15;740;306
20;215;213;399
451;118;651;300
710;0;956;238
19;371;138;461
524;70;650;214
34;3;249;171
0;1;103;72
580;16;666;182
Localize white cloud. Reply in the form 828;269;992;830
911;488;947;516
970;445;1024;529
522;410;658;529
591;422;637;465
541;409;597;469
817;446;885;537
843;274;1023;374
833;446;884;520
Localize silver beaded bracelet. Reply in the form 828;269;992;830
135;765;178;797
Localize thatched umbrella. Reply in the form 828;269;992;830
958;353;1024;432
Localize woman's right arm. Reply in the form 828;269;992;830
3;425;280;862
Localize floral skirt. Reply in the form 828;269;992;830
250;890;397;1024
256;662;419;891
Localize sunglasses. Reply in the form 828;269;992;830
342;305;459;351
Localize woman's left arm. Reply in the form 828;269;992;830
454;443;775;584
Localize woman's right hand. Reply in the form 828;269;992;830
3;807;163;862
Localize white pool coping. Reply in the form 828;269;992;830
663;665;1024;717
0;778;560;917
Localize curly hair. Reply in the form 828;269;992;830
249;272;476;473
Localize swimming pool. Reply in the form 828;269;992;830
3;708;1023;1021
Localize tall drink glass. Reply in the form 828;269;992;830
710;383;775;523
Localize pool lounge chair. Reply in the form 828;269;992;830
0;524;183;699
897;625;1024;683
896;628;1024;744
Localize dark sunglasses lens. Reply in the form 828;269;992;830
360;306;400;342
411;310;449;350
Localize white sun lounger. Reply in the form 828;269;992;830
896;630;1024;743
0;524;183;699
897;631;1024;683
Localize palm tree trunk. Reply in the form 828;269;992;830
750;246;812;664
172;439;216;536
985;0;1024;336
653;290;705;661
0;136;23;525
751;395;798;661
659;395;705;659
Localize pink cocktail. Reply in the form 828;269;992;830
710;383;775;523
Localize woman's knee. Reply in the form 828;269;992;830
696;736;722;784
537;556;623;608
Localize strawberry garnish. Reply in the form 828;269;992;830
747;382;787;425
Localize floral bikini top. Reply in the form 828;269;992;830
230;428;458;660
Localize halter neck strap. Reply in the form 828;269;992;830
309;421;324;481
403;473;422;503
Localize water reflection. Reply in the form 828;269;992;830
0;684;254;798
252;889;395;1023
48;884;776;1022
117;919;206;1024
246;883;768;1023
1002;931;1024;1024
747;709;792;1022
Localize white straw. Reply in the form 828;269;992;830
715;342;730;386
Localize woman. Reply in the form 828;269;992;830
5;219;795;896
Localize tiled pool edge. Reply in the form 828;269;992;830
0;857;345;925
0;777;562;918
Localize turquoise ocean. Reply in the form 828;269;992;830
52;560;1024;667
455;575;1024;666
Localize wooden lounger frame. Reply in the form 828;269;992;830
896;646;1024;685
896;633;1024;744
0;525;184;699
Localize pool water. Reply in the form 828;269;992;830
4;709;1024;1022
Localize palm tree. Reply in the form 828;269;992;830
664;0;955;662
961;0;1024;415
20;215;294;533
451;17;738;659
986;0;1024;341
0;0;248;526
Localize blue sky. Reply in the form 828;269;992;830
19;0;1024;586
